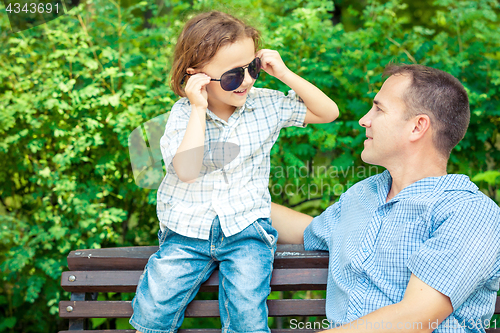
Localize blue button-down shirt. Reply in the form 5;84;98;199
304;170;500;332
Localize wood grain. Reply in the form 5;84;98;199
59;299;326;318
61;268;328;293
66;244;329;271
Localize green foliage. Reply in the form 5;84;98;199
0;0;499;331
0;0;176;330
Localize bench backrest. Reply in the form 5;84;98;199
59;244;500;333
59;244;329;332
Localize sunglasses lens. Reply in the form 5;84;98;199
248;57;261;79
220;68;244;91
218;58;261;91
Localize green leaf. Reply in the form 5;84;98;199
91;317;107;328
0;317;17;329
472;171;500;186
116;318;134;329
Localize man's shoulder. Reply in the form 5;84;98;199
435;186;500;217
413;174;500;226
431;174;496;207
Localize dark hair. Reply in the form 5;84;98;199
170;11;261;97
383;64;470;157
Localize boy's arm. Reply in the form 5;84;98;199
280;71;339;124
256;49;339;124
172;73;211;183
271;202;313;244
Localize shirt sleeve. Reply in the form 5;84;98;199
278;89;308;128
406;197;500;310
159;99;191;168
303;196;342;251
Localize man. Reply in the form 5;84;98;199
271;64;500;332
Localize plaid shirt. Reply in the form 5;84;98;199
305;170;500;332
157;87;307;240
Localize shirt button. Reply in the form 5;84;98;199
378;210;384;216
359;278;365;283
362;248;368;252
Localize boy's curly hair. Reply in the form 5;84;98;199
170;11;261;97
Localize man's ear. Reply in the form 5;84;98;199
409;114;431;142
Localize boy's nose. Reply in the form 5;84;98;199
241;68;254;87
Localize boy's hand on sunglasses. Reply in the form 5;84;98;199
256;49;292;81
185;73;211;110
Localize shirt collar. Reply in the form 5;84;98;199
377;170;478;204
242;87;256;110
205;88;256;125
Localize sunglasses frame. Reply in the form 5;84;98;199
182;57;261;91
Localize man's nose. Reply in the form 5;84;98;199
359;114;371;128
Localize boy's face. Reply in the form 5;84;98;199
200;37;257;114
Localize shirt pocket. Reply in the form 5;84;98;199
377;217;430;277
393;218;430;255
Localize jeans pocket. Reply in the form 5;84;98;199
158;227;171;246
254;219;277;249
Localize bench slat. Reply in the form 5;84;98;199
59;328;324;333
58;328;500;333
59;299;326;318
61;268;327;293
67;244;329;271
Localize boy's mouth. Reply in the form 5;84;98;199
234;89;247;95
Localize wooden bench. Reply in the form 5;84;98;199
59;244;500;332
59;244;329;332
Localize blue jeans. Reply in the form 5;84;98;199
130;216;278;333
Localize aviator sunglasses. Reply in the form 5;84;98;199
182;57;261;91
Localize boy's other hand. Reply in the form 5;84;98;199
256;49;292;81
185;73;211;110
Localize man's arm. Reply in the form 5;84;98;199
325;274;453;332
271;202;313;244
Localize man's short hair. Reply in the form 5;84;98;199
383;64;470;157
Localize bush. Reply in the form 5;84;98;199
0;0;499;331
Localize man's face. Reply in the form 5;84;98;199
358;74;415;167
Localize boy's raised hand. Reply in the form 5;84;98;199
184;73;211;110
257;49;339;125
256;49;292;81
